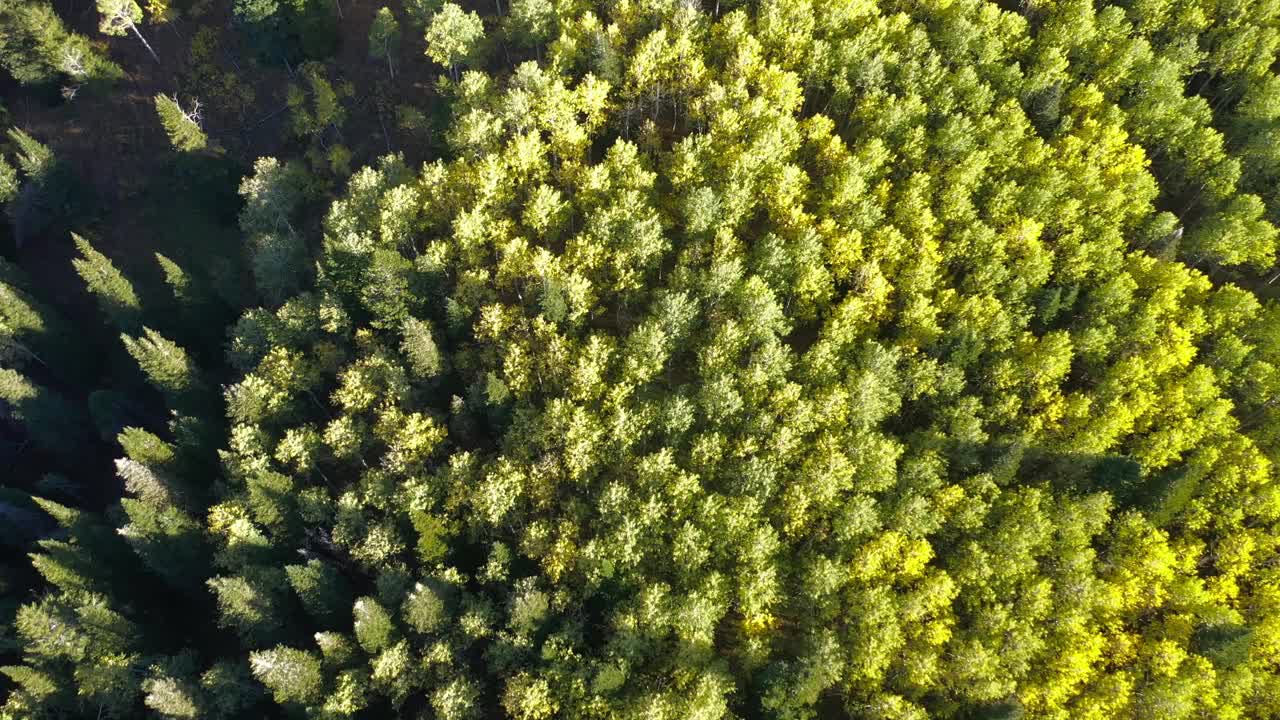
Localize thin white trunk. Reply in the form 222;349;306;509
128;21;160;63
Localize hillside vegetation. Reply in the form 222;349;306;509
4;0;1280;718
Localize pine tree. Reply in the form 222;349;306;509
285;560;351;626
72;233;141;332
154;95;208;152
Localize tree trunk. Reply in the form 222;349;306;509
128;22;161;63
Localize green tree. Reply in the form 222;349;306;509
249;647;323;705
368;7;401;79
424;3;484;79
96;0;159;62
72;233;141;332
0;368;87;454
154;95;208;152
122;328;205;409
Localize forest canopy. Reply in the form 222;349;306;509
3;0;1280;718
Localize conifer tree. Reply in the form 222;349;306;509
0;1;122;87
401;316;441;379
249;647;323;705
0;281;53;369
0;155;18;203
154;94;208;152
72;233;141;332
0;368;87;454
8;128;53;181
122;327;205;409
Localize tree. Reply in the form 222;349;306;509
401;316;442;378
0;155;17;203
506;0;553;49
0;368;87;454
10;1;1280;718
369;7;401;79
238;157;306;234
0;1;122;88
122;328;205;409
424;3;484;80
72;233;141;332
96;0;160;62
5;129;93;246
249;647;323;705
8;129;53;180
154;95;208;152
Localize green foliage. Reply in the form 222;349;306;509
6;129;94;244
401;316;442;379
505;0;553;48
96;0;143;37
286;63;345;142
72;233;141;331
0;154;17;202
249;646;323;704
8;128;52;179
0;368;86;453
154;94;208;152
285;559;350;626
122;327;204;408
0;271;77;375
239;156;306;234
0;0;122;87
10;0;1280;719
424;3;484;76
233;0;336;62
368;7;401;79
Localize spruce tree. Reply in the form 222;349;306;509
0;368;87;454
248;647;323;705
7;128;53;180
400;316;442;379
154;94;208;152
72;233;141;332
122;327;204;408
0;155;17;203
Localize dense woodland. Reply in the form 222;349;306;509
3;0;1280;717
